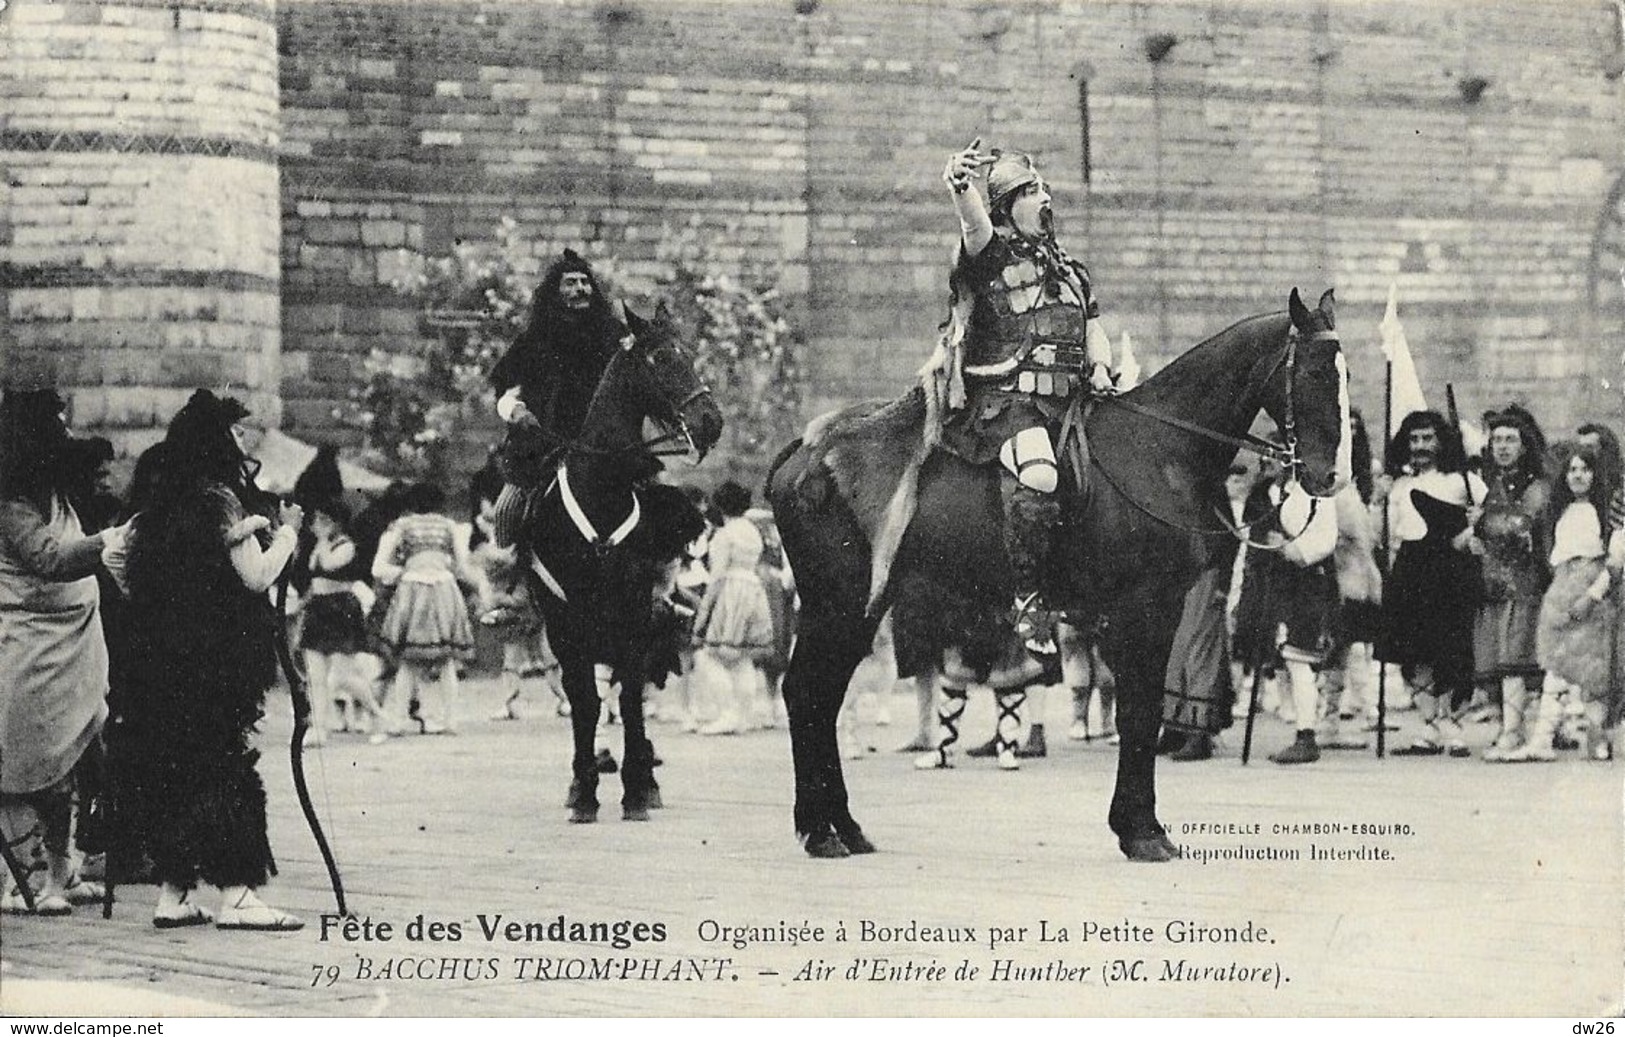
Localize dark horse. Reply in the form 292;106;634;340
520;303;723;823
767;288;1346;861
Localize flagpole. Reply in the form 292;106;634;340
1376;356;1393;759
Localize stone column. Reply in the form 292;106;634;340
1;0;281;455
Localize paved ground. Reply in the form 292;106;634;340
1;671;1620;1019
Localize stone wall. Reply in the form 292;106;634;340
2;0;282;457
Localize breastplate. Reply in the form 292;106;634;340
965;251;1089;372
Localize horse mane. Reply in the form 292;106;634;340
1126;311;1289;402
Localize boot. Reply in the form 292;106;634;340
1168;732;1214;761
1018;722;1048;759
1003;480;1062;656
1504;691;1562;762
1269;729;1320;765
915;688;968;770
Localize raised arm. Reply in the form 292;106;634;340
943;138;995;257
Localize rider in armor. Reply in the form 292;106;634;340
488;249;629;549
937;139;1116;654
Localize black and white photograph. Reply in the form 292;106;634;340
1;0;1621;1022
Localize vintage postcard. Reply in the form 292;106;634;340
1;0;1620;1021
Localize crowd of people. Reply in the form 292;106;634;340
1;146;1618;928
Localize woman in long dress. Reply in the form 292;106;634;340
1509;443;1619;761
0;389;122;915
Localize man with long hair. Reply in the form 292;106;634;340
487;249;629;548
1377;409;1488;757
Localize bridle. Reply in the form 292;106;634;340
1089;324;1339;548
569;328;714;461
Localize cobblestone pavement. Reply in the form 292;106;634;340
1;674;1619;1018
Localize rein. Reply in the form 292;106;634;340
1083;327;1337;548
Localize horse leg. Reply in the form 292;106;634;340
782;611;879;858
1102;595;1182;862
554;637;602;824
616;659;658;822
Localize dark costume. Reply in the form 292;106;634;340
489;250;625;507
120;394;288;891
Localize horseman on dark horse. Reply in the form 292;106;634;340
768;139;1349;861
488;249;721;822
934;138;1119;657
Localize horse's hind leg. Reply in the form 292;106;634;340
782;610;879;858
616;662;658;821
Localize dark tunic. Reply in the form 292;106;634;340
121;483;283;889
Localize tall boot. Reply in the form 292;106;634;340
994;687;1028;771
1483;676;1529;761
915;685;969;770
1270;656;1322;764
1018;684;1049;757
1002;478;1062;656
1505;685;1564;762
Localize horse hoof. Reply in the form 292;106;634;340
569;806;599;824
622;806;650;822
803;834;851;859
646;787;664;810
839;830;877;855
1120;835;1178;862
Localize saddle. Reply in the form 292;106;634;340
795;386;1093;613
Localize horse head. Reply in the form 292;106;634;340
619;302;724;462
1264;287;1347;497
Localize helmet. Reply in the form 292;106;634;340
985;151;1040;210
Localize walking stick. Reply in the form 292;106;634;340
1239;661;1265;765
0;819;38;913
1375;358;1394;758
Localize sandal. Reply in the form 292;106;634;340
2;886;70;916
217;889;304;931
153;902;214;929
217;904;304;931
1392;741;1444;757
61;876;105;906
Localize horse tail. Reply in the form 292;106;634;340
762;436;805;504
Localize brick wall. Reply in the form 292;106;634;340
275;0;1625;463
8;0;1621;466
1;0;282;457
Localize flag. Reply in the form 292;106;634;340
1379;282;1428;429
1116;331;1141;390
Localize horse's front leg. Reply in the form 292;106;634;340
1102;595;1182;862
553;632;602;824
615;653;659;821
